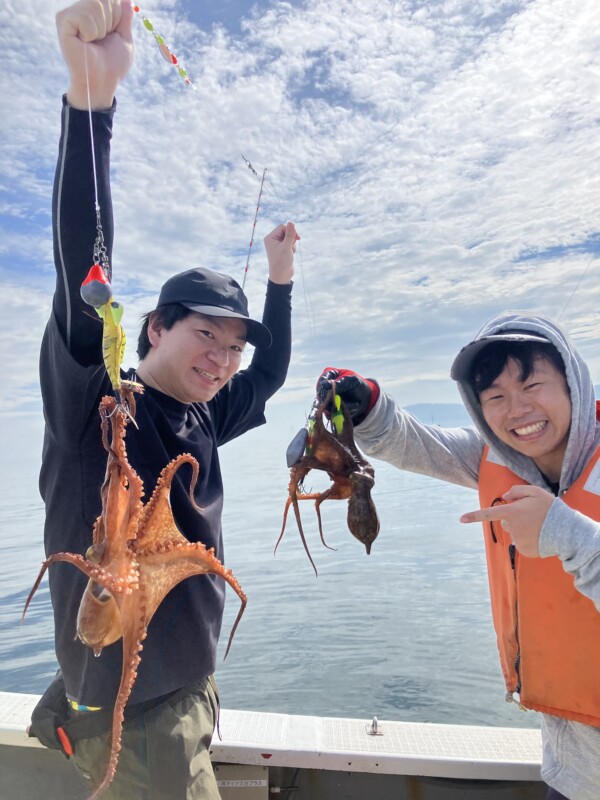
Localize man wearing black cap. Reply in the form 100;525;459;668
31;2;297;797
317;312;600;800
135;265;283;404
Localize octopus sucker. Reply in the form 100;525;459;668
24;385;246;798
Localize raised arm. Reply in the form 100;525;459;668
212;223;297;444
317;367;484;489
250;221;298;393
51;0;134;364
262;221;297;286
57;0;134;110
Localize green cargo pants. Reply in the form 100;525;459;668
72;676;221;800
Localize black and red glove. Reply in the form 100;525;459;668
316;367;380;425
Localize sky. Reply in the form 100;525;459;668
1;0;599;423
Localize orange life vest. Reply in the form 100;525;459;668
478;424;600;727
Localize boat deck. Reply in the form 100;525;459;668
0;690;543;799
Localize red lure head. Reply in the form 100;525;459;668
81;263;112;308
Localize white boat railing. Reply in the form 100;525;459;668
0;690;541;781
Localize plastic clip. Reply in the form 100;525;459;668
56;726;74;758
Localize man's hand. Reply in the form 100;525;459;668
316;367;379;425
263;221;298;284
460;485;555;557
57;0;134;110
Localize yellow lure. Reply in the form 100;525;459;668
96;299;126;393
331;394;344;435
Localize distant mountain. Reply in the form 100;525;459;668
405;403;472;427
407;385;600;428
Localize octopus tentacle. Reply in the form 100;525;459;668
279;388;380;569
25;390;246;799
87;603;147;800
274;496;293;557
290;495;319;577
23;553;111;623
313;488;340;552
136;453;200;546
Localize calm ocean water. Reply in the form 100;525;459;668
0;405;539;731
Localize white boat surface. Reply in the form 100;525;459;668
0;689;545;799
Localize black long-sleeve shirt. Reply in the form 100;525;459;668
40;97;292;708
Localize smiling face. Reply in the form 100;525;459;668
479;356;572;482
136;311;247;404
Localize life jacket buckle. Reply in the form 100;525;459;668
505;692;528;712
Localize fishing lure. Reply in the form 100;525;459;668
133;9;279;286
79;45;140;410
80;265;126;394
133;5;195;88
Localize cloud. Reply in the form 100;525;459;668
0;0;598;414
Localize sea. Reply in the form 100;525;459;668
0;401;539;732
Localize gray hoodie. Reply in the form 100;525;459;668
355;311;600;800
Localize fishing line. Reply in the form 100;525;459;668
264;171;315;337
242;156;315;333
84;46;100;212
241;157;267;291
131;4;311;310
131;9;284;235
557;252;597;322
81;44;140;410
83;44;111;281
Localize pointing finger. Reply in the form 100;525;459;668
460;506;509;524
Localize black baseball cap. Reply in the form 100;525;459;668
451;331;552;381
157;267;272;349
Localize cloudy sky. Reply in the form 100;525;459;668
1;0;599;423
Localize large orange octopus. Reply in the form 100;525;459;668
23;386;246;799
276;385;380;575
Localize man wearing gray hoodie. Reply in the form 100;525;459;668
318;312;600;800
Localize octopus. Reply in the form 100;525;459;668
275;385;380;575
23;386;246;799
